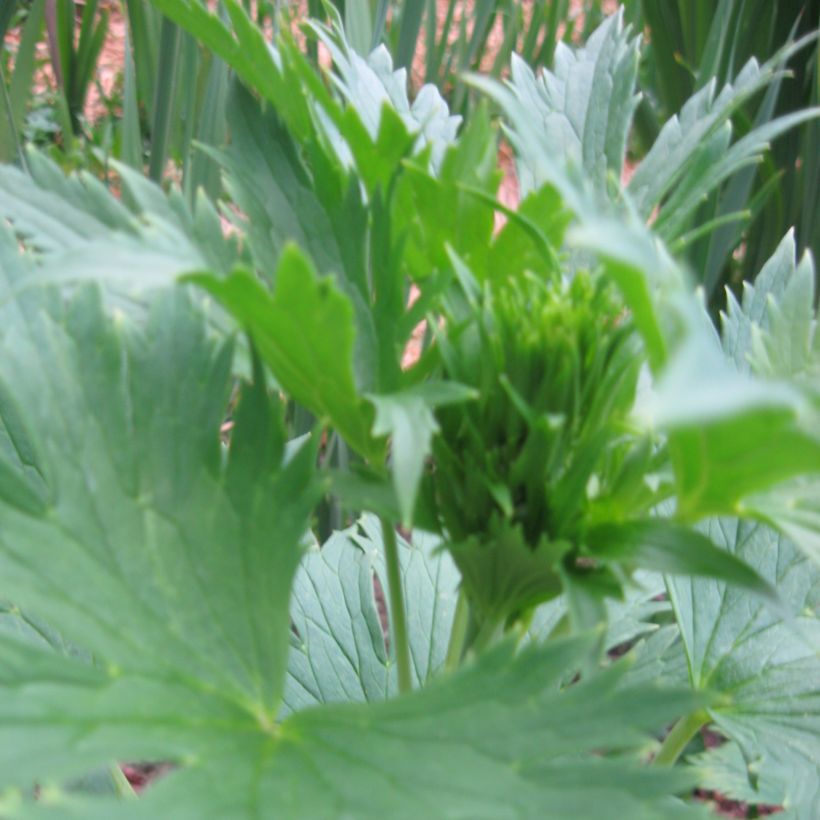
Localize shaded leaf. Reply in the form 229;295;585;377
668;518;820;817
285;516;459;712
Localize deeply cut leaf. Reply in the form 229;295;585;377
284;515;459;711
190;247;383;462
668;518;820;816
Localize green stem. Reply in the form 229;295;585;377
444;588;470;673
380;517;412;694
469;614;503;655
653;709;709;767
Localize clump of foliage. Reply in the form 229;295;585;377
0;3;817;818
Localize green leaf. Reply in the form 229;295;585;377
368;382;477;526
722;229;819;384
688;741;786;809
209;82;351;282
653;108;820;248
642;313;820;519
668;518;820;816
284;515;459;712
0;269;321;784
721;229;801;372
0;150;236;287
190;247;383;462
716;234;820;562
743;478;820;567
0;267;707;817
0;633;705;818
309;11;461;172
628;38;816;219
496;10;640;196
587;520;777;600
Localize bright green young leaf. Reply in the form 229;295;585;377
368;382;477;525
668;518;820;817
637;268;820;520
285;516;458;712
190;247;382;462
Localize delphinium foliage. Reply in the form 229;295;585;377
0;3;817;818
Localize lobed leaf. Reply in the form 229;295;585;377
668;518;820;816
284;516;459;712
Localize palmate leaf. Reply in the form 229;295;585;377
284;515;459;712
0;238;708;817
2;639;705;820
668;518;820;818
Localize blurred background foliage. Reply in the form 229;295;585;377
1;0;818;309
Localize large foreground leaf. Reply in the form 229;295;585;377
0;636;705;819
0;243;707;817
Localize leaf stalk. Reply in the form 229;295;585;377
444;587;470;673
381;517;412;694
653;709;710;767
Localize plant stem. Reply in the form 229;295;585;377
653;709;709;767
444;588;470;673
380;517;412;694
469;614;502;655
